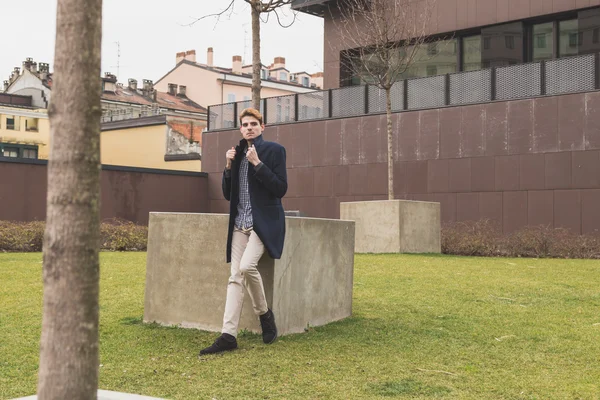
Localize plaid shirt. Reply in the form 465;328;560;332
235;153;253;229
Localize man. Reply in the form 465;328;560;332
200;108;287;355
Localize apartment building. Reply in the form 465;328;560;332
1;59;207;171
154;48;322;109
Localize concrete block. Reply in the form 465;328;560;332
340;200;441;254
143;213;355;335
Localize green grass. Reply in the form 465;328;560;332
1;253;600;399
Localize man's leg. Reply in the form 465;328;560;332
199;229;248;355
238;230;268;316
222;229;250;337
240;230;278;344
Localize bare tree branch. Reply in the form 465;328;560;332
273;7;297;28
186;0;236;27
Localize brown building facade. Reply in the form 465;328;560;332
292;0;600;89
203;90;600;234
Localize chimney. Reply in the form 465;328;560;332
152;89;157;102
128;78;137;91
178;85;187;97
143;79;154;93
232;55;242;74
22;57;34;71
102;72;117;92
168;83;177;95
207;47;214;67
3;80;9;91
273;56;286;69
176;51;186;64
38;63;49;81
185;50;196;63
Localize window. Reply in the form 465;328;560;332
462;35;482;71
483;37;491;50
25;118;39;132
536;35;546;48
505;35;515;49
6;117;15;130
427;42;438;55
594;28;599;44
302;76;310;87
401;38;457;79
227;94;235;103
0;143;38;159
243;96;250;101
426;65;437;76
22;148;38;159
559;19;579;57
2;146;18;157
279;72;287;81
532;22;553;61
261;69;268;79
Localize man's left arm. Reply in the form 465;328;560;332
253;146;287;198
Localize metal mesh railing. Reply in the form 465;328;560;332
209;103;236;130
266;94;296;124
546;53;595;95
331;86;365;118
407;75;445;110
368;81;404;113
207;53;599;130
450;69;492;105
297;91;329;121
496;62;542;100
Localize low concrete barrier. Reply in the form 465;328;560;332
340;200;441;254
144;213;355;335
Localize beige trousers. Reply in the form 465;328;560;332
222;228;269;337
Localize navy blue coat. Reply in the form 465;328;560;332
222;134;287;263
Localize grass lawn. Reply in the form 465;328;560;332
1;252;600;399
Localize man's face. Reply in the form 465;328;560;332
240;116;264;141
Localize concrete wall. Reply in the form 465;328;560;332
203;91;600;234
323;1;600;88
144;213;355;335
0;159;209;225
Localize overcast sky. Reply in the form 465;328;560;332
1;0;324;85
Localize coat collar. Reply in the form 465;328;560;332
237;133;265;150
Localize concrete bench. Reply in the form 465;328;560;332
143;213;355;335
340;200;441;254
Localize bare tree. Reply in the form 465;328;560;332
245;0;295;109
191;0;296;110
37;0;103;398
333;0;436;200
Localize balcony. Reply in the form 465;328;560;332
291;0;332;17
207;52;600;131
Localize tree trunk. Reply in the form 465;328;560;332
251;0;262;110
386;86;394;200
38;0;103;398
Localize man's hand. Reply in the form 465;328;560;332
246;145;261;166
225;147;236;170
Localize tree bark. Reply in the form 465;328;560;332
37;0;103;398
386;86;394;200
251;0;262;110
